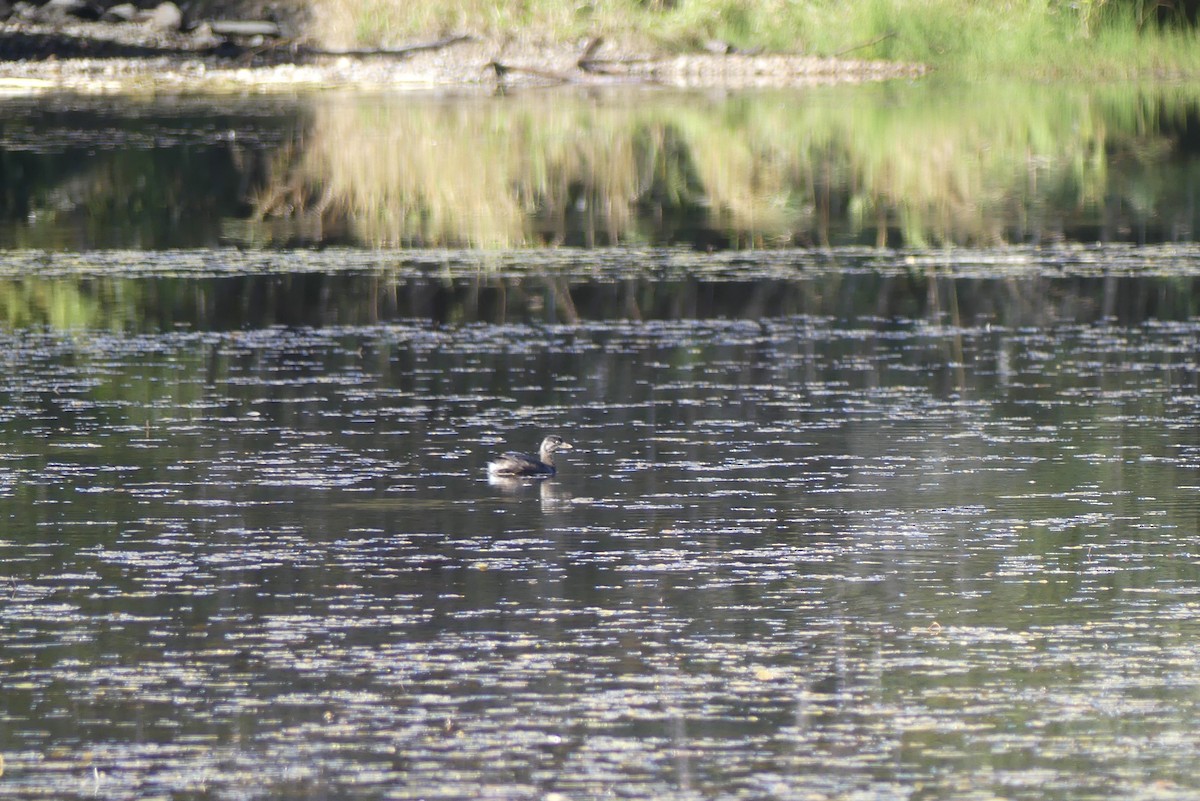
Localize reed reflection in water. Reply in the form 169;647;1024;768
1;262;1198;331
243;82;1200;248
6;84;1200;250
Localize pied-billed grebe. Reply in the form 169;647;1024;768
487;435;574;477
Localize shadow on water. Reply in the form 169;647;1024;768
8;81;1200;249
0;94;304;249
1;268;1200;330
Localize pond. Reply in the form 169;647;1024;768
3;81;1200;801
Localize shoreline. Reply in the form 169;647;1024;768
0;21;927;93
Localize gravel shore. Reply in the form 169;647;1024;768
0;18;927;93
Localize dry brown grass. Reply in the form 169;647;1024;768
307;0;599;51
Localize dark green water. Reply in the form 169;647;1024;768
0;251;1199;799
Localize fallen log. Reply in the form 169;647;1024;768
308;34;472;58
485;59;573;85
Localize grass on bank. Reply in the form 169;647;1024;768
305;0;1200;79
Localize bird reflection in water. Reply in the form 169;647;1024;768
487;472;575;510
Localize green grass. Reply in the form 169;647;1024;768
305;0;1200;79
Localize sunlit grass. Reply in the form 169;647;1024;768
304;0;1200;78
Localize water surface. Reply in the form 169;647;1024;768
1;252;1200;799
6;81;1200;249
